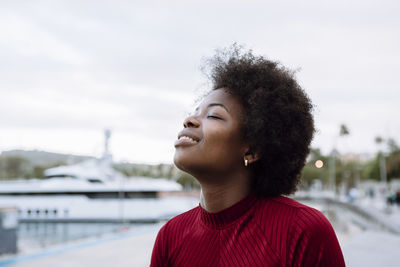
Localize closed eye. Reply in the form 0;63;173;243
207;115;222;119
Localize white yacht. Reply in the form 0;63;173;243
0;158;182;199
0;130;198;222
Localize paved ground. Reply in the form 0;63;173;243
342;231;400;267
0;228;159;267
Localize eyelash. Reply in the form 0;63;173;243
207;115;221;120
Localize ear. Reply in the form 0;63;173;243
243;149;260;165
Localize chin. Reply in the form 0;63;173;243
173;152;198;175
174;153;188;172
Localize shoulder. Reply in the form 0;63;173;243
164;205;200;229
270;198;346;266
156;205;200;242
292;202;334;233
266;195;313;209
253;195;335;239
254;196;344;266
254;195;313;223
151;206;201;266
256;195;326;215
269;196;332;230
269;197;334;235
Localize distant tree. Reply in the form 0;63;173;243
113;163;179;179
301;165;326;187
300;148;330;188
385;138;400;180
363;155;381;181
339;124;350;137
387;151;400;179
155;164;164;177
33;165;46;178
387;138;399;153
375;136;384;145
308;148;323;162
374;135;388;183
0;156;33;179
176;171;200;191
362;136;400;181
338;124;351;192
165;165;176;179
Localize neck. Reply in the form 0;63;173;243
199;172;252;213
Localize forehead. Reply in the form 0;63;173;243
199;89;243;114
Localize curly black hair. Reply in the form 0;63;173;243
205;45;315;197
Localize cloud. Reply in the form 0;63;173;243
1;0;399;163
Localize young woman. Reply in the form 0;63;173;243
151;47;345;267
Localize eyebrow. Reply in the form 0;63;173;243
195;103;229;113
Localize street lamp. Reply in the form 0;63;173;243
315;160;324;168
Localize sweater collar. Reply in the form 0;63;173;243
199;191;258;229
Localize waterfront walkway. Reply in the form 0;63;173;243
0;226;160;267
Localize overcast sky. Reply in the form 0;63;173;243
1;0;399;164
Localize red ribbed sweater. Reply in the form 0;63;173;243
151;192;345;266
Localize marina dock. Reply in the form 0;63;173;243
0;225;160;267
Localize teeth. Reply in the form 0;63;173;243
179;136;198;142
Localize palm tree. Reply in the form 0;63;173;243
375;136;387;186
329;124;350;196
340;124;350;137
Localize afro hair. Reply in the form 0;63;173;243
205;45;315;197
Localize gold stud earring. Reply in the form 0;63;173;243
244;159;248;167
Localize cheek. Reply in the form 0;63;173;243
203;127;243;160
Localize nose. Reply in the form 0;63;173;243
183;114;200;128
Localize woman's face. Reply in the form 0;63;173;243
174;89;248;179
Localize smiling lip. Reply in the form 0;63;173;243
175;130;201;147
174;138;199;147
